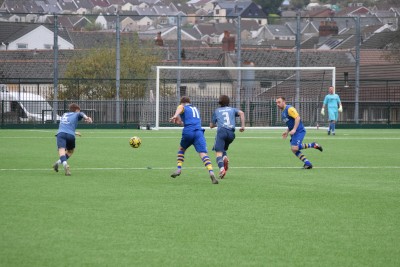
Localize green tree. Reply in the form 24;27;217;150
253;0;284;15
62;36;162;100
83;22;103;31
290;0;310;10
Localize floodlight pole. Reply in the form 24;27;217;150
116;13;121;124
177;14;182;99
53;14;58;123
355;15;360;124
236;15;242;109
295;12;301;110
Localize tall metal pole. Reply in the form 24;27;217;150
116;13;121;124
53;14;58;123
355;15;360;124
236;15;242;109
295;12;301;110
177;14;182;99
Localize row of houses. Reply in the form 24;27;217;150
1;18;399;52
0;1;399;50
0;0;267;25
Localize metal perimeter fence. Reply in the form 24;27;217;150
1;11;400;127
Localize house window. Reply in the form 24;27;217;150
216;9;219;15
17;43;28;49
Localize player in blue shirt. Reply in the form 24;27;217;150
169;96;218;184
210;95;245;178
53;103;92;176
276;96;323;169
321;86;343;135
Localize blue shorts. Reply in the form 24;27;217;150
180;129;208;153
328;109;339;121
290;130;306;147
56;132;76;150
213;127;235;152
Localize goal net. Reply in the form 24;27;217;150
140;66;336;130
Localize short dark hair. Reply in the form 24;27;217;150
180;96;191;104
276;96;286;101
218;95;230;107
69;103;81;112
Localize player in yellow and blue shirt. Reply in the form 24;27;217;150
169;96;218;184
210;95;245;179
321;86;342;135
276;96;323;169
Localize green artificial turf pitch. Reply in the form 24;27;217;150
0;129;399;266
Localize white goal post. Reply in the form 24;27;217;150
152;66;336;130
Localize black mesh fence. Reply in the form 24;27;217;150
1;11;400;126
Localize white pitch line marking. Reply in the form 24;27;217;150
1;166;400;172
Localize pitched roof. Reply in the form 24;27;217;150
335;6;371;16
361;29;400;49
0;21;38;44
0;49;75;79
266;24;294;36
90;0;111;8
195;23;237;36
0;21;71;45
356;49;395;65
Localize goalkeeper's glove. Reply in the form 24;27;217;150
338;105;343;112
321;108;325;116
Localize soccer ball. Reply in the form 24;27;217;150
129;136;141;148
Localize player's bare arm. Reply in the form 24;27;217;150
84;116;93;123
282;130;289;139
169;105;184;123
238;110;245;132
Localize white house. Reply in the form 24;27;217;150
95;13;108;29
0;24;74;50
121;15;153;31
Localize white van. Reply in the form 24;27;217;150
0;91;60;123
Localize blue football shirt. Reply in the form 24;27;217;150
212;106;240;131
57;112;85;136
179;104;202;131
281;105;305;133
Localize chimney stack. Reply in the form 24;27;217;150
319;20;338;37
155;32;163;46
222;31;235;52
